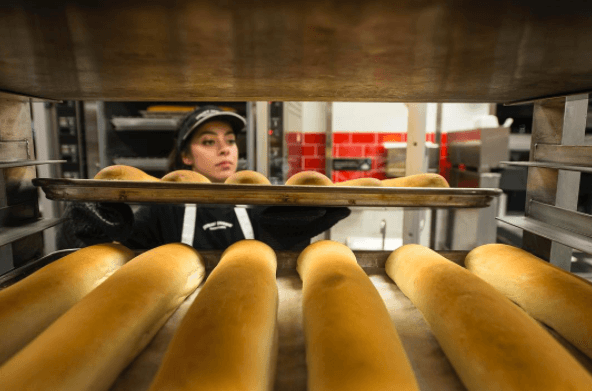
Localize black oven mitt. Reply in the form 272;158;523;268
65;202;134;244
258;206;351;250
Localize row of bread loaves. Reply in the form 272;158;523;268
95;164;449;187
4;239;588;391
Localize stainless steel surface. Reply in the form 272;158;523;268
447;127;510;171
523;96;578;265
2;1;592;103
0;160;65;169
84;101;101;179
33;178;501;208
500;161;592;174
0;218;63;248
256;102;269;177
0;203;37;227
246;102;255;171
534;144;592;167
533;94;588;269
0;93;41;271
449;172;501;250
529;200;592;239
385;143;439;178
111;158;169;172
111;117;180;131
97;102;108;170
403;104;428;245
498;215;592;256
0;140;28;162
325;102;333;179
0;171;12;273
508;134;532;152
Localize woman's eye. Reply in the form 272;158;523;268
227;138;237;145
201;139;215;146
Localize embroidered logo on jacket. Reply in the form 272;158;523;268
202;221;234;231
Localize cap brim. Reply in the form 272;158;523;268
180;111;246;148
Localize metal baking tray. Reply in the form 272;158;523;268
3;249;591;391
33;178;502;208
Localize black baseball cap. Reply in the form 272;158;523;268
176;105;246;151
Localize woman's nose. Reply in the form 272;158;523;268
218;142;231;155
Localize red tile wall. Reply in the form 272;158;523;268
285;132;444;183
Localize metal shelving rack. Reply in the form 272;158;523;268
0;93;64;273
499;94;592;270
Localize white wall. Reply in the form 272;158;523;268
302;102;327;133
441;103;492;132
332;102;408;133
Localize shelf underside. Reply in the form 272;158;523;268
2;0;592;103
497;215;592;255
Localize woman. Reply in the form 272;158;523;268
59;106;350;251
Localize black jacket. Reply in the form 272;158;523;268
57;203;350;252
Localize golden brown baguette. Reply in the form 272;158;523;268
465;243;592;360
297;240;419;391
0;243;134;365
381;173;449;187
224;170;271;185
94;165;159;181
0;243;205;391
386;244;592;391
161;170;211;183
334;177;382;187
285;170;333;186
149;240;278;391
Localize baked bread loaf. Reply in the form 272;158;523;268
224;170;271;185
149;240;278;391
0;243;134;365
386;244;592;391
0;243;205;391
465;243;592;360
94;165;159;181
286;171;333;186
334;177;382;187
297;240;419;391
161;170;211;183
381;173;449;188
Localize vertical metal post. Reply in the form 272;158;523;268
74;101;86;179
403;103;427;245
83;101;101;179
32;102;58;254
523;94;588;269
430;103;443;249
246;102;256;171
96;101;108;169
255;101;269;176
325;102;333;180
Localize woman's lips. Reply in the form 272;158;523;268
216;161;232;169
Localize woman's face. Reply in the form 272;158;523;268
181;120;238;183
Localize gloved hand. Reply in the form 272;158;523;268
67;202;135;243
258;206;351;250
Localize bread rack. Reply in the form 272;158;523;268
2;1;592;390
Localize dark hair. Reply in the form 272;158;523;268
167;141;191;172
